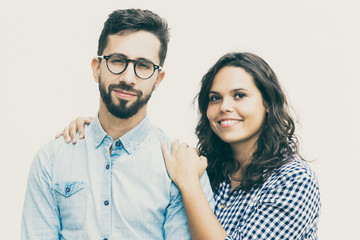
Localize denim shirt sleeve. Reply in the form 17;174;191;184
21;141;60;240
164;171;214;239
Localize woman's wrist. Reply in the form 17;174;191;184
177;177;202;194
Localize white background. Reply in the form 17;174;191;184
1;0;359;239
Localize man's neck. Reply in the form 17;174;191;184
98;105;146;141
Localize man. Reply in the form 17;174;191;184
21;9;214;239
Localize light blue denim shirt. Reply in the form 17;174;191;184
22;115;214;240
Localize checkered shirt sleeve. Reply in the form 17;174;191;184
214;157;321;240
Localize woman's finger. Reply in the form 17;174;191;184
55;131;63;139
179;142;189;150
84;116;94;124
200;156;208;167
76;117;86;139
63;126;72;143
161;142;171;160
68;120;78;143
78;116;94;139
171;139;180;154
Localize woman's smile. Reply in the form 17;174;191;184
218;118;243;128
207;66;267;147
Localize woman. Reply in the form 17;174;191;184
61;52;321;239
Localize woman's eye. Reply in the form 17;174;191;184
209;96;221;102
234;93;245;99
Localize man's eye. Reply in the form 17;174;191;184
110;57;126;65
137;61;152;69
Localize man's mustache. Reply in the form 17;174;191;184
108;82;142;96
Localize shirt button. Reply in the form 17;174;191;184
103;238;108;240
65;187;70;193
116;141;121;147
106;164;110;170
221;203;226;209
104;200;109;206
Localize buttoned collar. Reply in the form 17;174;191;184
90;113;152;154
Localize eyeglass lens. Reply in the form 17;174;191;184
107;55;155;79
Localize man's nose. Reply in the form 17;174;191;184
120;63;137;85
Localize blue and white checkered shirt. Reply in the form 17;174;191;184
214;156;320;239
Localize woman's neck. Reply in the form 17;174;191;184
230;140;257;166
228;140;257;191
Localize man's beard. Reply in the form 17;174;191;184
99;77;154;119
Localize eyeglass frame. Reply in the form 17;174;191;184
97;54;162;80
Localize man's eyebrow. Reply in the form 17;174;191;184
110;53;155;63
108;52;121;55
137;57;155;63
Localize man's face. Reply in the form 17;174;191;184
93;31;165;119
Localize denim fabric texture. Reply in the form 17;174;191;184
22;115;214;239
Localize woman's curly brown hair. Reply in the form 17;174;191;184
195;52;300;192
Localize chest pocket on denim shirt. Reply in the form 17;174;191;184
54;181;87;230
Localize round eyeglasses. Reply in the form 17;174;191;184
98;54;162;80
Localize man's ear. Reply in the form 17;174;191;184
154;69;165;91
91;57;101;83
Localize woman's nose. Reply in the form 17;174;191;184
219;97;234;113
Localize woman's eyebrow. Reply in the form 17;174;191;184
231;88;248;93
209;88;248;95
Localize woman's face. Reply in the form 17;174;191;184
206;66;267;149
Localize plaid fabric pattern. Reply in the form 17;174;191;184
214;156;320;239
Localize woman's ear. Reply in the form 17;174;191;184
263;101;270;113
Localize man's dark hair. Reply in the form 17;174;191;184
98;9;170;66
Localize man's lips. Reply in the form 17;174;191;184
218;119;243;128
112;89;138;100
